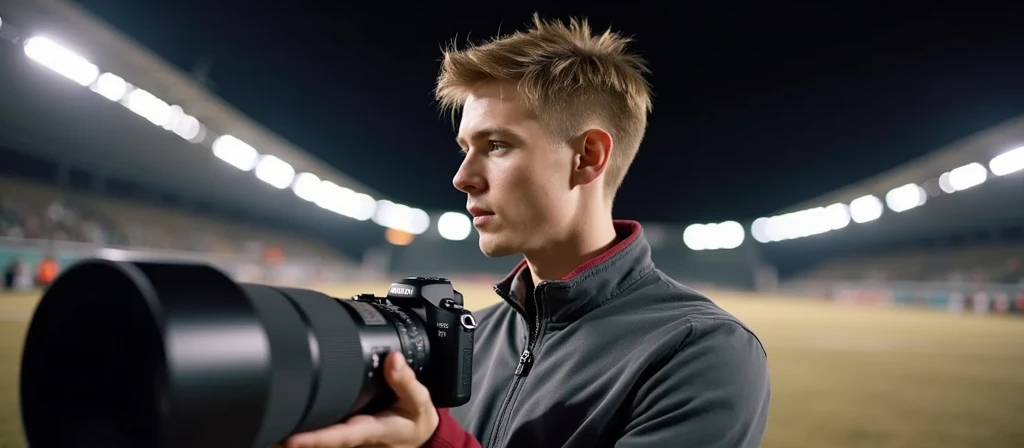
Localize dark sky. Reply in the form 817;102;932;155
72;1;1024;223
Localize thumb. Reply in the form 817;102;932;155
385;351;432;414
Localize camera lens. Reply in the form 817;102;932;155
19;259;432;448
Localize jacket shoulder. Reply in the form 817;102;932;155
623;269;766;356
616;275;772;447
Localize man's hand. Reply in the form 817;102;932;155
276;352;440;448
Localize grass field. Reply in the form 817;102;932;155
2;284;1023;448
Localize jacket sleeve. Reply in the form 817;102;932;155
423;408;482;448
615;319;771;448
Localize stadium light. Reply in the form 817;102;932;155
885;183;927;213
989;146;1024;177
314;181;377;221
773;214;809;242
337;189;376;221
824;203;852;230
717;221;746;249
23;36;99;87
437;212;472;241
937;172;956;194
374;200;401;229
682;224;707;250
91;72;128;101
292;172;322;202
849;195;883;223
750;218;770;243
374;200;430;235
683;221;744;250
351;193;378;221
162;105;184;131
254;155;296;189
126;88;172;126
161;105;205;142
752;203;849;243
315;181;347;214
212;135;260;171
947;162;988;192
334;187;362;219
172;113;204;142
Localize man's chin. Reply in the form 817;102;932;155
477;235;520;259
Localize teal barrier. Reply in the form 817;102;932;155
782;280;1024;316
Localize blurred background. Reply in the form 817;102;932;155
1;1;1023;447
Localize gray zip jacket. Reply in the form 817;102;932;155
449;221;770;448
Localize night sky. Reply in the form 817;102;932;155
71;1;1024;224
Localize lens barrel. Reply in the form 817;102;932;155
19;259;428;448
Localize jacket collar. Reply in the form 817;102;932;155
494;220;656;324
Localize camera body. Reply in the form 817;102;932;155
349;276;477;408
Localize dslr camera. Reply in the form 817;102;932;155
18;259;478;448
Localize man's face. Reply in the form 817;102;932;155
453;81;575;258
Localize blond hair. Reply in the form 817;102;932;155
435;14;653;194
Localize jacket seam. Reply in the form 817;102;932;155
600;263;656;308
631;319;698;414
645;316;734;384
675;316;769;359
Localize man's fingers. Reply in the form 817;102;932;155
384;351;432;414
281;415;383;448
277;353;433;447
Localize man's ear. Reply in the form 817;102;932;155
571;128;613;187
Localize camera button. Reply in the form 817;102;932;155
441;299;464;310
460;313;478;330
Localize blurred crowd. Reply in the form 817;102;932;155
0;175;362;292
2;195;127;247
1;176;340;261
804;246;1024;285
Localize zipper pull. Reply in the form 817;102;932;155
515;349;533;377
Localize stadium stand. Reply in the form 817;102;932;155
0;173;363;292
0;174;342;259
799;245;1024;284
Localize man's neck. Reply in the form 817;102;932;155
524;217;618;285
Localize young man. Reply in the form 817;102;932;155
280;15;770;448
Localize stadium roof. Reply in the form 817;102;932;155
780;113;1024;213
758;113;1024;275
0;0;402;226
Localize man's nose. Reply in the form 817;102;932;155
453;158;485;194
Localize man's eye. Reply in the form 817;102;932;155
490;141;508;152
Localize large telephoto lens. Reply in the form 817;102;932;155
19;259;432;448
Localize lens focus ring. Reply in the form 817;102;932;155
375;305;429;373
